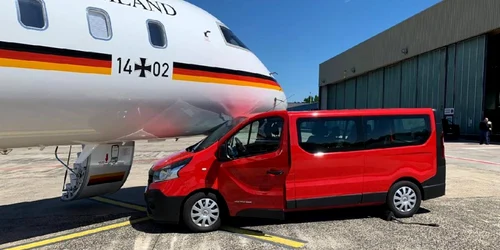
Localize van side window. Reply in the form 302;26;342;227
17;0;47;30
147;20;167;48
364;115;431;149
297;117;364;153
227;117;283;159
87;8;112;40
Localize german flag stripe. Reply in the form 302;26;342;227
0;41;112;75
88;172;126;186
0;41;111;60
172;62;282;91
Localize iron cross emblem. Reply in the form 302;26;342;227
134;58;152;78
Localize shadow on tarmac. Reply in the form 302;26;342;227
0;186;146;245
0;185;435;245
132;203;433;235
229;206;431;228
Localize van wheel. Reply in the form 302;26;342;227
387;181;421;218
182;192;222;233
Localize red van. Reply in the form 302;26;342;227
144;108;446;232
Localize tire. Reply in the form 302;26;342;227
182;192;222;233
386;180;421;218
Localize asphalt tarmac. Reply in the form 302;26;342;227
1;137;499;250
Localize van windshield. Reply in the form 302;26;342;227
191;117;247;152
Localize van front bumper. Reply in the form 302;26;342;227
144;189;185;224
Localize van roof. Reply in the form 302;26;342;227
242;108;435;120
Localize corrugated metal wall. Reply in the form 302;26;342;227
416;48;447;120
400;58;418;108
445;44;456;109
327;84;336;109
383;64;401;108
320;34;487;135
336;82;345;109
344;79;356;109
320;85;328;109
451;35;486;135
367;69;384;108
355;75;368;109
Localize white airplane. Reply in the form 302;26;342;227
0;0;287;201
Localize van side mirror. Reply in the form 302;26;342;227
216;143;230;162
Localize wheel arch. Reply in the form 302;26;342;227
390;177;424;197
179;188;229;220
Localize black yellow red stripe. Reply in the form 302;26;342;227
0;41;112;75
172;62;282;91
88;172;126;186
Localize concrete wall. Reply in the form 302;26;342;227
319;35;487;135
319;0;500;86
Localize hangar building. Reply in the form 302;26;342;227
318;0;500;136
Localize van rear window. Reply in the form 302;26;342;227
364;115;431;149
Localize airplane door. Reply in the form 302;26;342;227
218;115;289;220
61;142;135;201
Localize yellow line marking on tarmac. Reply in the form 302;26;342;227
91;196;306;248
220;226;306;248
4;217;150;250
4;196;306;249
90;196;147;212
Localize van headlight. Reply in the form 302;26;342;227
152;157;192;183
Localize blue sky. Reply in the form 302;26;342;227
187;0;441;102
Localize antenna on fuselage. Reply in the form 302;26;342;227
271;93;295;111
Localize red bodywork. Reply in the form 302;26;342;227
146;108;445;221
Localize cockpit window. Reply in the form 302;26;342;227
219;25;249;50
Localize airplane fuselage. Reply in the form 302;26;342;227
0;0;287;149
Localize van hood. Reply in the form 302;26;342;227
151;149;194;171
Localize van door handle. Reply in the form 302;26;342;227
266;169;284;175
